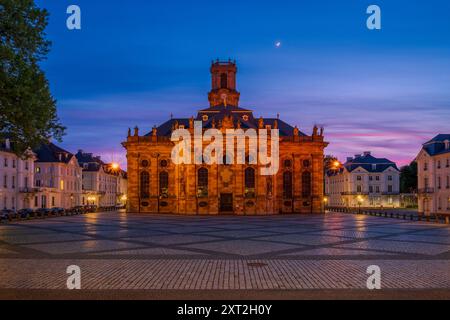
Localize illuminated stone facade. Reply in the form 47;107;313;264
123;61;328;215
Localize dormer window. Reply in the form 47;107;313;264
372;164;376;170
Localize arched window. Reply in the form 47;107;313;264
159;171;169;198
220;73;228;89
197;168;208;198
245;167;256;198
140;171;150;199
283;171;293;199
302;171;312;198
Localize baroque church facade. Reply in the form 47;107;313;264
123;61;328;215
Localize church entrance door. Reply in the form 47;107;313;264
220;193;234;214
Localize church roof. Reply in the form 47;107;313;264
145;105;306;138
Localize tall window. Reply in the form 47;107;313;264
302;171;312;197
159;171;169;198
283;171;293;199
140;171;150;198
220;73;228;89
197;168;208;198
244;167;256;198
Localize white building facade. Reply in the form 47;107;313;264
325;152;400;208
0;139;36;210
76;151;126;208
33;143;83;209
416;134;450;217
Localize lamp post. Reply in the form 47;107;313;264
357;195;363;214
323;197;328;212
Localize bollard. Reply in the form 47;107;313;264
390;213;393;218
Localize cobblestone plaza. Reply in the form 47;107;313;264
0;212;449;299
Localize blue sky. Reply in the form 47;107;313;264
37;0;450;167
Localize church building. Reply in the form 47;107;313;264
123;60;328;215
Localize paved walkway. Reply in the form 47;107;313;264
0;212;449;298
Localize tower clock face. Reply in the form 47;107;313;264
220;93;227;100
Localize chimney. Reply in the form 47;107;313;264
363;151;371;156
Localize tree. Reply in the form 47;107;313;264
0;0;65;155
324;154;339;173
400;161;418;193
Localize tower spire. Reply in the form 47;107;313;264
208;60;240;107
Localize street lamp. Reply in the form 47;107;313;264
357;195;363;214
332;161;341;169
323;197;328;211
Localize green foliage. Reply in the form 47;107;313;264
0;0;65;155
400;161;418;193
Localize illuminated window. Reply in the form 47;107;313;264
159;172;169;198
197;168;208;198
202;115;208;121
283;171;293;199
140;171;150;199
220;73;228;89
244;167;256;198
302;171;312;197
60;180;64;190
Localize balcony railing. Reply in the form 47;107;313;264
341;192;369;195
19;187;40;193
418;187;434;194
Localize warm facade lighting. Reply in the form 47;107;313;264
111;162;120;170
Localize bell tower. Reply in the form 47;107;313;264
208;59;240;107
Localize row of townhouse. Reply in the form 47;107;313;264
75;150;127;208
325;151;401;208
0;139;127;211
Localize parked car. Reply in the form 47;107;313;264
1;209;18;221
35;208;51;217
85;205;98;213
18;208;34;219
50;207;65;216
72;206;85;214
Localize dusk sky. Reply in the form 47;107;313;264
36;0;450;168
